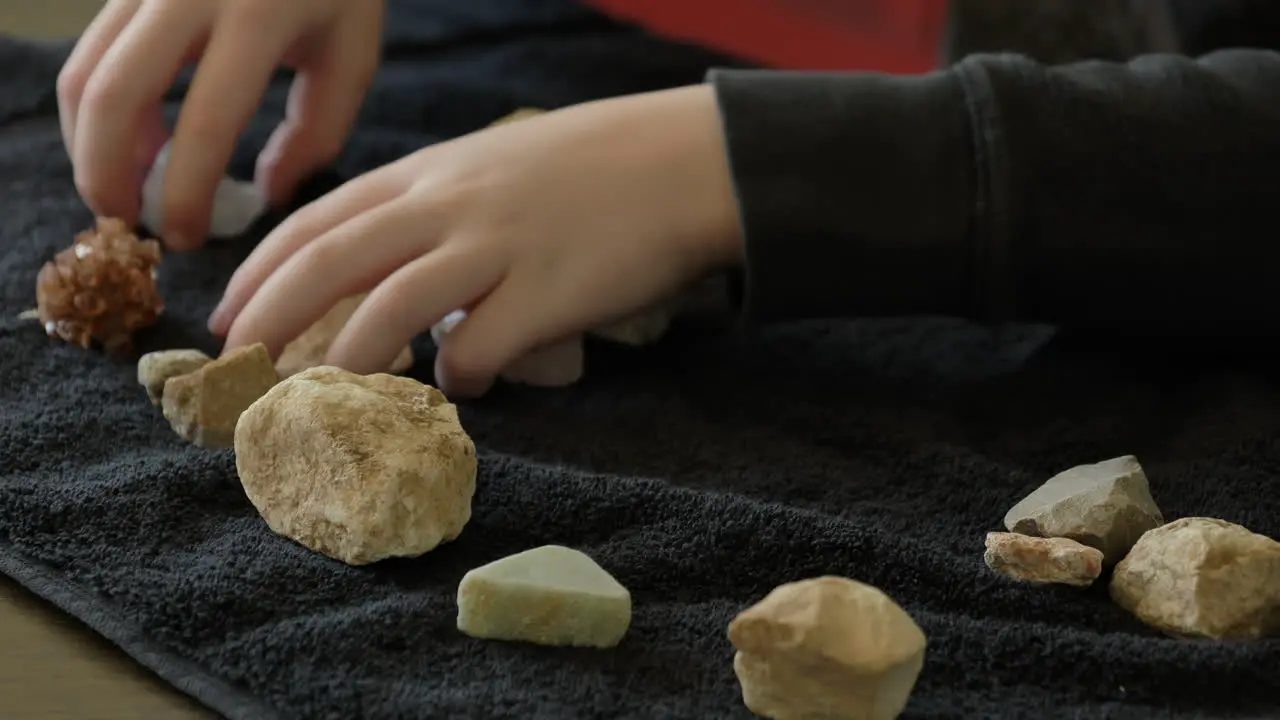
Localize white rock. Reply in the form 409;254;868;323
432;309;584;387
456;544;631;648
234;366;477;565
140;141;268;240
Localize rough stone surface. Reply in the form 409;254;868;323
984;532;1104;587
137;349;211;404
161;343;278;448
275;293;413;377
1110;517;1280;640
234;366;477;566
728;576;927;720
456;544;631;648
1003;455;1163;564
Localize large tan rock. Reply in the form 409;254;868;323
728;576;926;720
276;293;413;377
161;343;278;448
1003;455;1163;565
1110;517;1280;639
984;532;1103;587
137;348;212;404
456;545;631;648
234;366;477;566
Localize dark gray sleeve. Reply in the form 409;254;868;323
706;49;1280;336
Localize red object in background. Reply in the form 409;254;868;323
583;0;950;74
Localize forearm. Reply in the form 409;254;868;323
709;49;1280;336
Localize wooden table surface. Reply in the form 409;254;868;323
1;5;216;718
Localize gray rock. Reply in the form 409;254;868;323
1003;455;1163;565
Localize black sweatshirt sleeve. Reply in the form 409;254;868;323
706;49;1280;337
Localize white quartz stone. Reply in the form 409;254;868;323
456;545;631;648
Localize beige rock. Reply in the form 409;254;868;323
276;293;413;377
431;310;584;388
456;545;631;648
137;349;212;404
1003;455;1163;565
588;309;672;347
1110;517;1280;639
161;343;278;448
234;366;477;566
984;532;1103;587
728;576;926;720
491;107;547;126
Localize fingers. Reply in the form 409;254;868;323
221;194;443;359
327;247;505;379
162;3;304;249
430;277;549;398
209;163;408;335
73;1;212;223
57;0;141;159
255;5;384;206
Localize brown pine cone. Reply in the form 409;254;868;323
35;217;165;356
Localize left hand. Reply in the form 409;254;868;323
210;85;744;398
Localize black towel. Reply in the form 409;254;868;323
2;2;1279;718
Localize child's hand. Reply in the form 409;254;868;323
57;0;384;250
210;86;744;398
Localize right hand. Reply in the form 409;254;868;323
57;0;385;251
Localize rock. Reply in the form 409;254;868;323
432;309;584;388
1110;517;1280;639
588;309;671;347
234;366;477;565
141;141;267;239
161;343;278;448
728;576;926;720
499;337;585;387
456;545;631;648
275;293;414;377
137;349;212;404
1003;455;1163;564
983;532;1104;587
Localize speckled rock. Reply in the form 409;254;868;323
984;532;1104;587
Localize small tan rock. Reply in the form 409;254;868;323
161;343;278;448
588;309;671;347
728;576;926;720
456;545;631;648
1110;517;1280;640
276;293;413;377
1003;455;1163;565
432;310;584;388
234;366;477;566
984;532;1104;587
137;349;212;404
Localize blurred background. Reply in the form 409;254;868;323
0;0;100;37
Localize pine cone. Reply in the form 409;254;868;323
35;217;165;356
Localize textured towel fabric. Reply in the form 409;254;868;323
2;2;1280;719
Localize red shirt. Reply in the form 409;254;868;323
581;0;950;74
